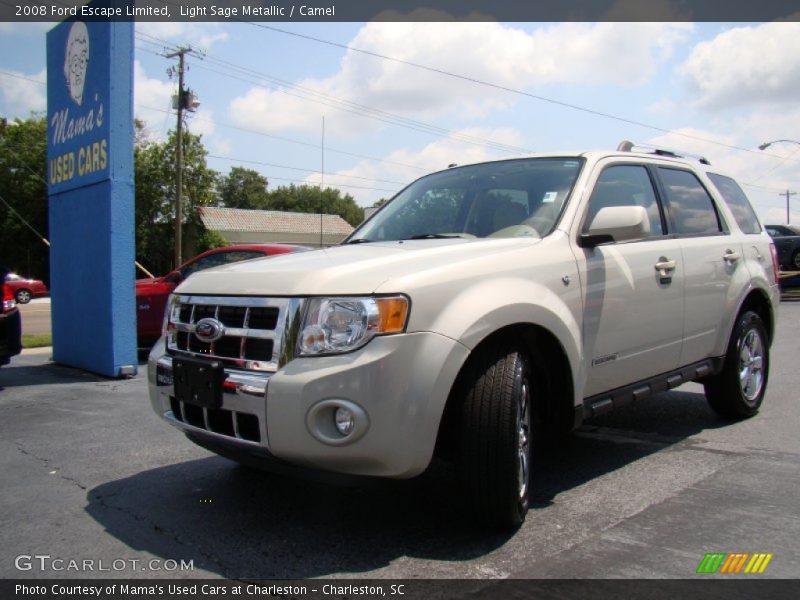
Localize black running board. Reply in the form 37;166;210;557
583;357;724;418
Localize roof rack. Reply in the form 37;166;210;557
616;140;711;165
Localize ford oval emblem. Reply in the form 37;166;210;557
194;317;225;343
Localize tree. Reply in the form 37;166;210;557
217;166;269;209
260;183;364;226
0;116;49;282
134;127;220;274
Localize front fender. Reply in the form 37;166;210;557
428;277;584;408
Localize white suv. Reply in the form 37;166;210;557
149;142;779;528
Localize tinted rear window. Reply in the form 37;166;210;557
707;173;762;234
658;168;722;235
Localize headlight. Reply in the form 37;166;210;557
298;296;409;356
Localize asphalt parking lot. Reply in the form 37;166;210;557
1;302;799;580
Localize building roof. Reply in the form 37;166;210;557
199;207;354;236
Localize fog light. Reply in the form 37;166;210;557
334;407;355;436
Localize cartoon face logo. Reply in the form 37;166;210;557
63;21;90;106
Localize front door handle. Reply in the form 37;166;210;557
654;259;676;272
655;257;676;284
723;249;741;263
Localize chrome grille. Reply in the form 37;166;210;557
165;295;302;373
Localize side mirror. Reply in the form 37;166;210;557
165;271;183;284
580;206;650;247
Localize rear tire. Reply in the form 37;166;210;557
456;345;532;529
704;311;769;420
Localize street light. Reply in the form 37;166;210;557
758;139;800;151
757;139;800;224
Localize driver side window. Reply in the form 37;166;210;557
584;165;664;238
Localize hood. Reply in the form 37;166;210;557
175;237;541;296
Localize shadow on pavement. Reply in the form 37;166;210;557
84;387;732;579
0;362;110;389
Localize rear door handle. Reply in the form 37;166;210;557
723;249;741;263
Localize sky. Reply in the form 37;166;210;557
1;18;799;225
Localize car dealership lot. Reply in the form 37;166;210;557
17;297;51;336
1;302;799;580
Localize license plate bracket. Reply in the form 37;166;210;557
173;356;224;409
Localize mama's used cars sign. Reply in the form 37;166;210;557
47;20;110;193
46;13;136;378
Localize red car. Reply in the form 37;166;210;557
3;273;49;304
136;244;310;345
1;279;22;366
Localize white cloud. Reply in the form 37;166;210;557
133;60;175;138
0;69;46;117
228;22;691;137
682;22;800;109
136;22;228;51
0;22;53;35
186;107;216;137
304;127;527;206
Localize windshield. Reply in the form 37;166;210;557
350;157;584;243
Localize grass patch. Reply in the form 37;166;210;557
22;333;52;348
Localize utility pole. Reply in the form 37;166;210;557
780;189;797;225
319;116;325;248
166;47;199;267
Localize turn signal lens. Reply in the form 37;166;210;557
375;297;409;334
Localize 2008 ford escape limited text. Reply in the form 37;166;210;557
149;142;779;528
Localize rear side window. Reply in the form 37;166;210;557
707;173;762;234
584;165;664;237
657;168;722;235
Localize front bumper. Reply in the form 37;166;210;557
149;331;469;478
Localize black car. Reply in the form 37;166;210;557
765;224;800;271
1;279;22;367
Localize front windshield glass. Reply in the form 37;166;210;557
351;157;584;242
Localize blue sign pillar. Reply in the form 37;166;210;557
46;18;136;377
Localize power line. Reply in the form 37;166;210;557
255;174;397;194
0;191;50;247
207;153;406;186
192;56;531;156
0;69;45;85
246;22;795;160
134;25;532;155
136;103;430;172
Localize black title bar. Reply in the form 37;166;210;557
3;0;800;22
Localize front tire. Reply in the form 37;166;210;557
15;289;31;304
792;249;800;271
704;311;769;419
456;345;532;528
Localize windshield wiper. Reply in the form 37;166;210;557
344;238;373;244
406;233;463;240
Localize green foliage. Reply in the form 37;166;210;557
217;166;269;209
134;127;219;274
0;116;365;281
257;183;364;227
0;115;49;281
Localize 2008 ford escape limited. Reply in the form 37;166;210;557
149;142;779;528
